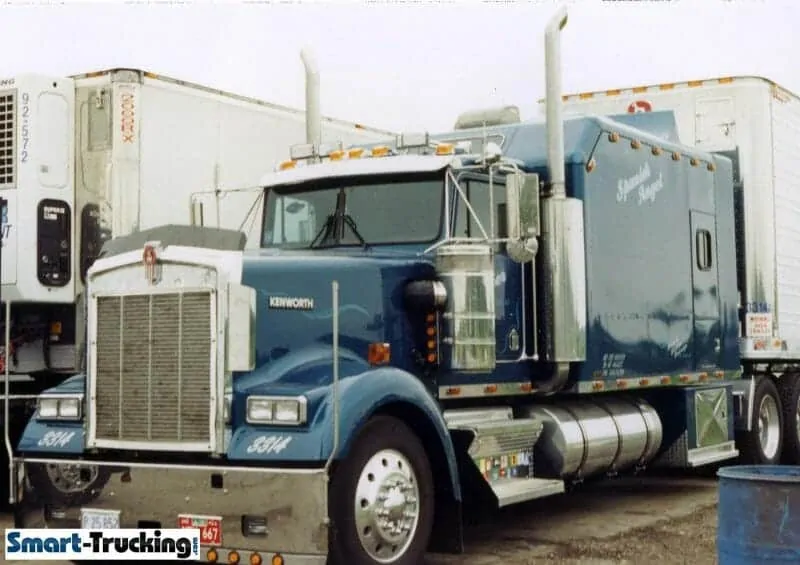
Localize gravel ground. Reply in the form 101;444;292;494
427;474;720;565
511;504;718;565
4;473;721;564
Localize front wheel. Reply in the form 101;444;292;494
27;462;110;507
329;415;434;565
737;376;784;465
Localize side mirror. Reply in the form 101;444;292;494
505;171;540;263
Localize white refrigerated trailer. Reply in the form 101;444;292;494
0;67;393;379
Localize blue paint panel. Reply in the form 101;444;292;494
18;421;84;454
579;131;698;380
240;250;435;377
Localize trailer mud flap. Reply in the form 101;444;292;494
14;459;329;564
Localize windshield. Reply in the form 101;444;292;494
261;172;444;248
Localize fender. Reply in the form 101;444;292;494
230;352;461;499
316;366;461;500
229;344;372;462
17;374;86;455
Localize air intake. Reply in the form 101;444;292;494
454;105;521;130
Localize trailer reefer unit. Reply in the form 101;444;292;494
15;8;792;565
0;68;392;380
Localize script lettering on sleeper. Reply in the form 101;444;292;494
616;162;664;205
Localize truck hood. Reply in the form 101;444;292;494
237;247;435;391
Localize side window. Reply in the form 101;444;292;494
452;178;506;247
265;196;316;245
696;229;713;271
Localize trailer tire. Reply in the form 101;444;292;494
777;373;800;464
737;376;784;465
26;462;110;507
329;414;434;565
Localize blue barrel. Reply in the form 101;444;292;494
718;465;800;564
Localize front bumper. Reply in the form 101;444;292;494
14;458;329;565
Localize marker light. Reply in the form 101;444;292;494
348;147;365;159
271;555;284;565
435;143;455;155
329;149;346;161
207;549;219;563
246;396;308;425
228;550;241;564
37;396;82;421
425;313;438;364
371;146;391;157
367;342;391;366
278;160;296;171
250;554;263;565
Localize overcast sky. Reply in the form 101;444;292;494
0;0;795;133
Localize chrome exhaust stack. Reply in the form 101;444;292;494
539;5;587;392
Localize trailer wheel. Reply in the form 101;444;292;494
329;415;434;565
777;373;800;464
27;463;110;507
737;377;784;465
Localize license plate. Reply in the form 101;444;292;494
178;514;222;546
81;508;120;530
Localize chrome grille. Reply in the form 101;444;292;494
93;291;214;446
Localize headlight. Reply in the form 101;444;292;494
246;396;307;426
37;396;82;421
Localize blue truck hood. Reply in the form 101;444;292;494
237;248;435;393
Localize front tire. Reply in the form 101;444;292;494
329;415;434;565
737;376;784;465
27;462;110;507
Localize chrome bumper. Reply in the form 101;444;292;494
14;458;329;565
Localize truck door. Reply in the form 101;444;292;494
690;210;722;369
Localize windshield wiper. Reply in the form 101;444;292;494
343;214;368;249
308;189;369;249
309;214;337;249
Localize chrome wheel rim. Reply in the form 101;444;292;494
758;394;781;460
45;463;100;494
354;449;421;563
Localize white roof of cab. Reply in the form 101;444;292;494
259;154;458;188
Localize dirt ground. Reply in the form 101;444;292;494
3;472;721;564
426;473;720;565
438;504;718;565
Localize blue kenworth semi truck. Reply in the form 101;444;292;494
9;7;788;565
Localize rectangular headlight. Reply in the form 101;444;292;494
246;396;307;426
37;396;82;421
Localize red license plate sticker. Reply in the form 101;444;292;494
178;514;222;546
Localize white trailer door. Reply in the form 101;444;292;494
695;97;736;149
